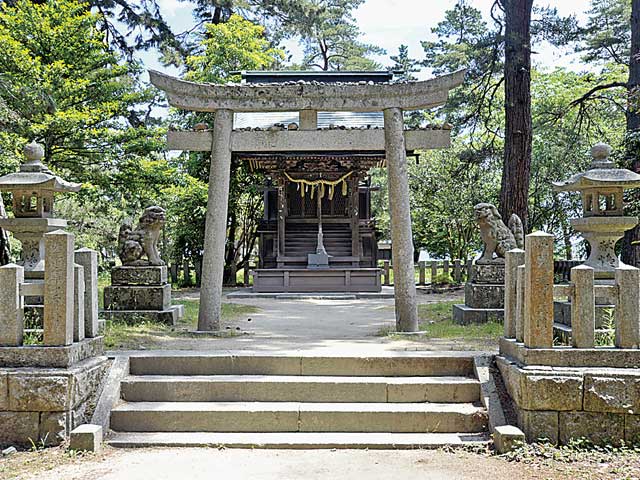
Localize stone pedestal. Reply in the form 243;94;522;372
307;252;329;269
0;338;108;446
102;266;183;325
452;263;505;324
497;351;640;446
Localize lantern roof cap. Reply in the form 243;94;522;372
0;141;81;193
552;143;640;192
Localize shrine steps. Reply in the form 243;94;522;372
285;222;352;257
107;353;490;449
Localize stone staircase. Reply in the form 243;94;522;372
107;353;490;449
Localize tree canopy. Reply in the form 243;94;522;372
0;0;638;275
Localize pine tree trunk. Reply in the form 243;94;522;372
499;0;533;232
0;195;10;265
621;0;640;266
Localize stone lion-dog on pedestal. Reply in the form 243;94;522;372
118;206;166;266
474;203;524;264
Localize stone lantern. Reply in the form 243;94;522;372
553;143;640;279
0;141;80;279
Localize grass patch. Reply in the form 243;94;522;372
97;271;110;309
103;299;260;349
417;301;502;340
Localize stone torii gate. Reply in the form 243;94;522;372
150;69;464;333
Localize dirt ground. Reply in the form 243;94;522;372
5;444;640;480
112;287;486;354
6;290;637;479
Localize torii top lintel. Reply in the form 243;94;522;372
149;69;465;113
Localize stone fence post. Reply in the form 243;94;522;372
523;232;554;348
194;258;202;288
73;265;85;343
243;261;250;286
466;258;473;281
383;260;390;286
169;263;179;284
75;248;99;338
515;265;525;342
504;249;525;339
43;230;75;346
0;263;24;346
443;259;449;277
430;261;438;283
453;259;461;283
418;261;426;285
615;264;640;349
571;265;595;348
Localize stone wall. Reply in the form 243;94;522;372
497;355;640;445
0;356;108;446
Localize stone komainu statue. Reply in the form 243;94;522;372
474;203;524;264
118;206;166;266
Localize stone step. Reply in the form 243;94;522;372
120;375;480;403
128;354;476;377
110;401;488;433
107;431;490;449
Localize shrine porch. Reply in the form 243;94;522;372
252;267;381;293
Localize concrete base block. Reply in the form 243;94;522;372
104;284;171;311
0;356;108;446
493;425;525;453
471;264;505;284
499;337;640;368
452;304;503;324
464;283;504;309
626;414;640;443
101;305;183;326
111;266;168;286
519;409;559;444
70;424;102;452
559;411;624;446
0;337;104;368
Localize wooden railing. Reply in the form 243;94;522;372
381;259;472;286
504;232;640;349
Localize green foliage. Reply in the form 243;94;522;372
0;0;176;265
596;308;616;347
410;147;499;259
0;0;153;175
172;15;283;280
432;273;454;285
389;45;419;81
186;14;284;83
164;175;208;263
578;0;632;65
285;0;384;70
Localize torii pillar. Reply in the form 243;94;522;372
198;109;233;331
150;69;464;332
384;107;418;331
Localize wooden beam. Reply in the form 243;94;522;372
166;129;451;152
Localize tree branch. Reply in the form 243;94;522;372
569;81;627;107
